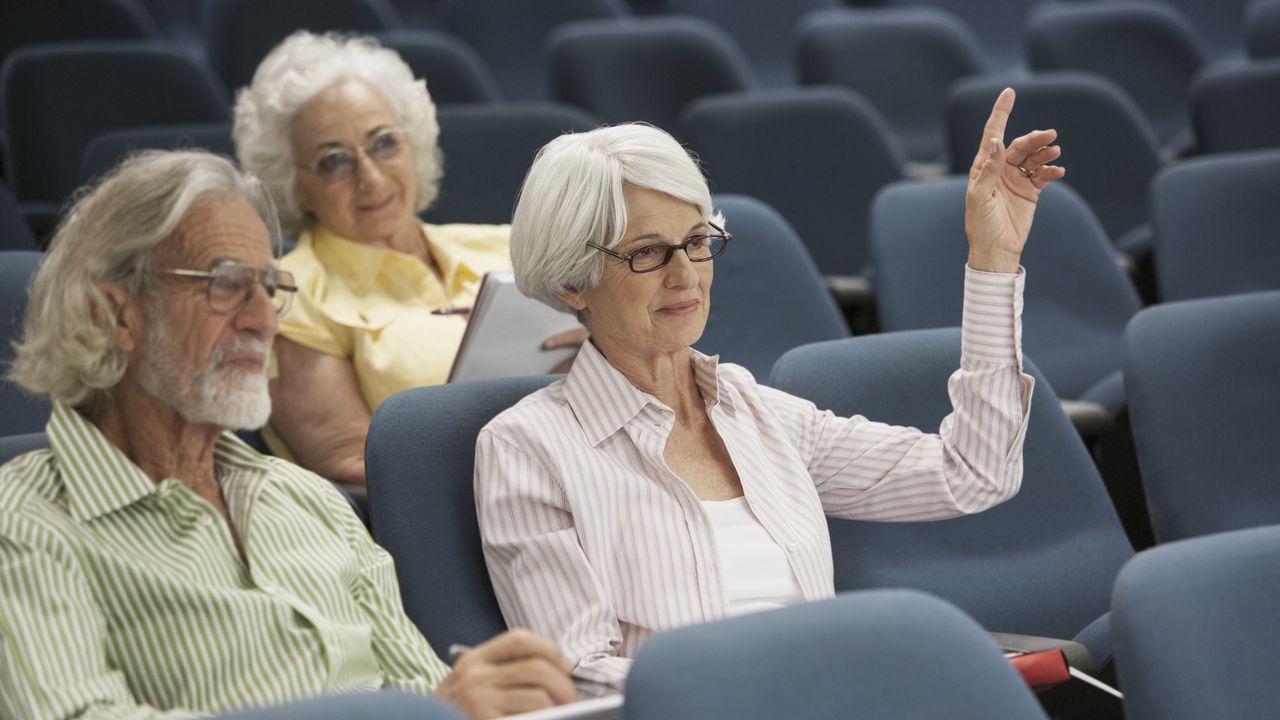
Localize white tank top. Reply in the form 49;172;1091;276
701;496;805;616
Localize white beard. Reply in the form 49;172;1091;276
136;312;272;431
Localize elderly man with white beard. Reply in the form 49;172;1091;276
0;151;577;720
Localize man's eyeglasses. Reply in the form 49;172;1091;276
297;128;408;184
155;262;298;316
586;223;732;273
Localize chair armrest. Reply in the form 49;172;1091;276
1060;399;1115;440
989;631;1098;676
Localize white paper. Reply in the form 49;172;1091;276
448;272;584;382
500;694;623;720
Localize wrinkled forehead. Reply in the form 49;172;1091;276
160;196;275;270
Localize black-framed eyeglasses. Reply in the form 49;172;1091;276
297;128;409;183
586;223;732;273
155;261;298;316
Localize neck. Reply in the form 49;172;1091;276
592;339;705;419
92;377;223;495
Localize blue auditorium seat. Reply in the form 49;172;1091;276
1190;60;1280;155
0;251;53;435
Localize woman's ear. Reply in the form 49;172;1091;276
555;287;588;313
95;281;142;354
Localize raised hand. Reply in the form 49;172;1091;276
964;88;1067;274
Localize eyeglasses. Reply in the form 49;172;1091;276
297;128;409;183
155;261;298;316
586;223;732;273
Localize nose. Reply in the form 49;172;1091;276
352;150;386;188
233;281;279;339
662;245;700;288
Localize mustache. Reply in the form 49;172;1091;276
211;334;271;369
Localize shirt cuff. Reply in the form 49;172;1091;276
961;264;1025;366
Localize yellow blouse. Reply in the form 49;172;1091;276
264;222;511;456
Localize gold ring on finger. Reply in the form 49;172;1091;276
1016;164;1035;178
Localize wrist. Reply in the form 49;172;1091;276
967;248;1021;274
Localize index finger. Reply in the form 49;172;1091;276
980;87;1016;152
474;629;572;670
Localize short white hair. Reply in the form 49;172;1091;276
232;31;441;238
511;124;718;314
6;150;280;412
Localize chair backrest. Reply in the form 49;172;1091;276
871;179;1140;408
1247;0;1280;59
212;690;466;719
946;72;1163;244
1130;0;1250;60
1;43;230;207
0;178;37;251
768;329;1133;655
694;194;848;380
1025;2;1205;148
624;589;1049;720
1112;524;1280;720
1150;149;1280;301
660;0;839;87
78;122;235;186
681;87;906;277
0;251;53;435
378;30;503;104
365;375;558;652
548;16;756;132
1122;291;1280;542
0;433;48;466
444;0;629;101
797;7;986;164
424;103;598;225
1190;60;1280;155
882;0;1042;72
204;0;401;94
0;0;159;71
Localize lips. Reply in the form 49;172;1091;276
357;194;396;213
658;300;701;315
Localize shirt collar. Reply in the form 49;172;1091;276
563;340;726;446
309;222;484;294
47;401;273;524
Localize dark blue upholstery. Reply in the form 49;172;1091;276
378;30;503;104
1247;0;1280;58
694;194;848;380
625;589;1048;720
444;0;629;101
1112;525;1280;720
1;44;229;207
659;0;839;87
1151;149;1280;301
797;7;986;164
0;0;158;70
0;251;53;435
870;179;1139;411
1026;2;1205;151
882;0;1042;73
0;432;47;465
1134;0;1250;61
1190;60;1280;154
204;0;401;94
78;122;234;186
425;103;598;225
768;329;1133;664
1123;291;1280;542
548;16;756;132
946;73;1163;249
0;179;37;251
681;87;906;277
212;691;465;719
365;376;558;653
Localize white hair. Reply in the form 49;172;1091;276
511;124;718;314
6;150;280;412
232;31;442;237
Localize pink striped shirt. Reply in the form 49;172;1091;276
475;266;1033;686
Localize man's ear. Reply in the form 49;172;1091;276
95;282;143;354
555;287;588;313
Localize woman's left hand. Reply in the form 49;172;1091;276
964;87;1067;274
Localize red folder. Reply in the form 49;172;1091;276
1007;649;1071;693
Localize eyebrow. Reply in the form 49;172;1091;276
620;220;709;250
312;125;396;152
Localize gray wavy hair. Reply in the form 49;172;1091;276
6;150;280;411
232;31;442;238
511;124;719;314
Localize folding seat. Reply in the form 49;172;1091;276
1247;0;1280;58
0;180;37;251
0;251;53;435
1190;60;1280;154
548;16;756;132
212;691;465;719
0;0;158;70
1025;2;1206;153
1112;525;1280;720
1150;149;1280;301
769;328;1135;667
378;30;502;104
1;44;229;217
204;0;401;94
1131;0;1252;61
425;103;598;225
879;0;1045;73
443;0;630;101
0;433;47;466
797;7;987;166
625;590;1049;720
79;123;235;186
1123;290;1280;542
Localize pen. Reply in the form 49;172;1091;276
446;644;621;698
431;305;471;316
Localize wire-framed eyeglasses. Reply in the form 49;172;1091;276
586;223;732;273
296;128;409;184
155;261;298;316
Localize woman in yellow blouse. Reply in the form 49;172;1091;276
234;32;541;485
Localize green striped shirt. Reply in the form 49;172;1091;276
0;403;450;719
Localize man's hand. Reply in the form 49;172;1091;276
435;629;580;719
